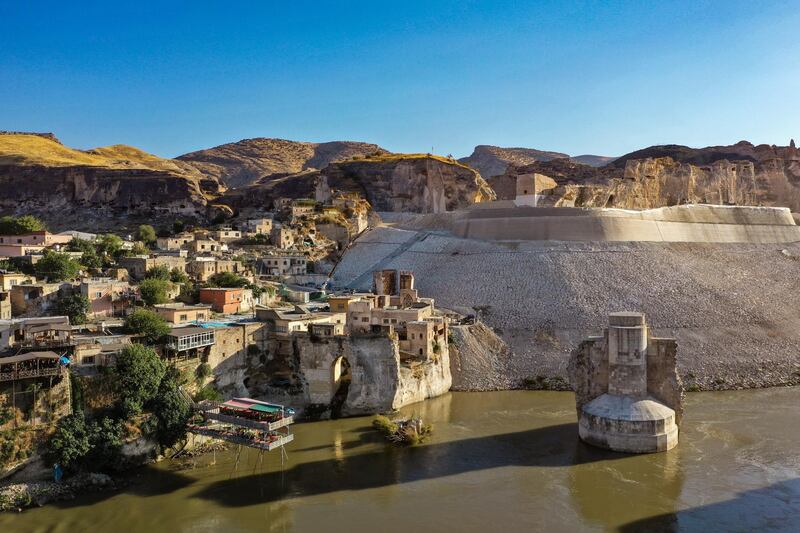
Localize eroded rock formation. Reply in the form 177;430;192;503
0;134;222;229
223;154;496;213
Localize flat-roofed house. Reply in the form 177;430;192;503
155;303;212;324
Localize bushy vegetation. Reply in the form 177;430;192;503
34;250;81;282
136;224;157;246
206;271;248;288
55;294;90;325
193;385;223;402
241;233;270;245
139;278;173;306
372;415;432;446
144;264;171;281
0;215;46;234
124;309;170;344
170;267;189;284
113;344;166;417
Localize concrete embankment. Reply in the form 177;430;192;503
437;205;800;244
334;222;800;391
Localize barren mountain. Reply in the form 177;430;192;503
458;145;569;179
223;153;495;214
0;133;224;229
178;138;388;188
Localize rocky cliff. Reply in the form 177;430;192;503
491;141;800;211
0;134;222;229
459;145;569;179
178;137;388;188
223;154;496;213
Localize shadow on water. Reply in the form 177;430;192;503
619;478;800;533
48;464;197;510
192;422;627;507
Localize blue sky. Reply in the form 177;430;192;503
2;1;799;158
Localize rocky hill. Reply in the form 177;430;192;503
178;138;388;188
223;153;495;214
458;145;569;179
490;140;800;211
0;133;223;230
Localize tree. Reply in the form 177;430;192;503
144;264;171;281
113;343;166;416
131;242;150;255
207;271;248;288
172;220;185;234
55;294;90;325
170;268;189;284
124;309;170;344
86;417;124;471
136;225;157;246
96;234;123;258
47;413;91;471
34;251;81;282
0;215;46;234
138;278;172;306
150;366;190;448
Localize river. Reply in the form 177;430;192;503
3;389;799;532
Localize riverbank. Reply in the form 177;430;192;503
0;472;115;512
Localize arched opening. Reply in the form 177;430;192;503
330;356;351;419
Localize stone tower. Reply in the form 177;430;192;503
568;312;684;453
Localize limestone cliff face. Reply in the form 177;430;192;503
178;138;388;188
494;148;800;211
0;133;222;229
223;154;496;213
0;165;214;228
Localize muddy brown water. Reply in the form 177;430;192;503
3;389;799;532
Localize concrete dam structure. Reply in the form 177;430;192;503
569;312;683;453
334;205;800;391
446;204;800;244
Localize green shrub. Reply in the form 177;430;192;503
193;384;223;402
124;309;170;343
113;344;166;416
144;264;171;281
139;278;172;306
34;251;81;282
55;294;90;325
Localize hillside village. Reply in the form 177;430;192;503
0;187;458;478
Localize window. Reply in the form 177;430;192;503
361;317;368;322
82;355;95;366
95;291;102;298
179;314;188;321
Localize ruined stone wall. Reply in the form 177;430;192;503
567;337;608;416
646;338;685;424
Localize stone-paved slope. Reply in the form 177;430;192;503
333;226;800;390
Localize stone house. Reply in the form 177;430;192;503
0;271;35;291
118;255;187;280
79;277;137;319
0;244;44;257
188;239;225;255
261;254;306;276
270;225;295;249
210;227;242;242
0;231;72;247
10;282;69;317
244;218;273;235
0;291;10;320
187;258;244;282
154;303;212;324
156;232;195;251
199;287;254;314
